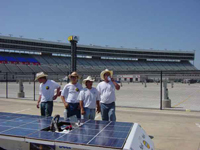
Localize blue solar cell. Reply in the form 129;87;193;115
86;120;110;125
69;128;100;136
0;126;13;133
1;128;37;137
11;117;38;123
104;125;131;132
22;115;44;119
0;119;7;122
88;137;125;149
11;114;34;117
33;118;52;124
0;116;19;120
19;123;49;130
56;134;93;144
0;121;26;127
79;124;106;130
0;113;41;118
97;130;129;139
27;131;63;141
109;122;133;127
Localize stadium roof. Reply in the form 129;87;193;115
0;35;195;61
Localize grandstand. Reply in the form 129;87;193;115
0;35;197;79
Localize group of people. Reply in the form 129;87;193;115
35;69;120;121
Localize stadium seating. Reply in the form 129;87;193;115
0;53;197;74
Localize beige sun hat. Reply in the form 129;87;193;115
100;69;113;80
83;76;95;84
68;72;80;79
35;72;48;81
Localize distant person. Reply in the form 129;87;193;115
78;76;100;120
61;72;83;121
36;72;61;117
96;69;120;121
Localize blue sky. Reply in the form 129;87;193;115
1;0;200;68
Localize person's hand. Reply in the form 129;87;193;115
53;95;57;100
81;109;85;115
111;78;115;82
96;106;101;113
57;91;61;97
36;103;40;109
64;102;69;109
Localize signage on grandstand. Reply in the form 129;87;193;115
68;35;79;42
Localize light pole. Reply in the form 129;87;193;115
68;36;79;73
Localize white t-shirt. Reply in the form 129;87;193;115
61;83;83;103
39;80;60;102
78;87;100;109
96;81;116;104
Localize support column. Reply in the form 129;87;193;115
162;79;171;108
18;79;25;98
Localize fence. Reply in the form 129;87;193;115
0;71;200;111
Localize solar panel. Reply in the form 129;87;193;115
97;130;129;139
19;123;49;130
104;125;132;132
0;126;12;132
0;121;26;127
10;117;38;123
56;134;94;144
88;136;125;149
69;128;100;136
79;123;106;130
0;128;37;137
0;115;18;120
0;112;133;149
28;131;64;141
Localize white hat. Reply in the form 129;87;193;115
68;72;80;79
100;69;113;80
83;76;95;84
35;72;48;81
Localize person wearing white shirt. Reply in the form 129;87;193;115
61;72;83;120
78;76;100;120
96;69;120;121
36;72;60;117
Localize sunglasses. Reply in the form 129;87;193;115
71;76;77;79
104;73;110;76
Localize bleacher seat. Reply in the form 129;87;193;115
0;52;197;74
3;56;18;64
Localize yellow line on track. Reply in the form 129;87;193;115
172;89;200;108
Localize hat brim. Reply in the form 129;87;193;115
100;70;113;80
83;79;95;84
35;74;48;81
